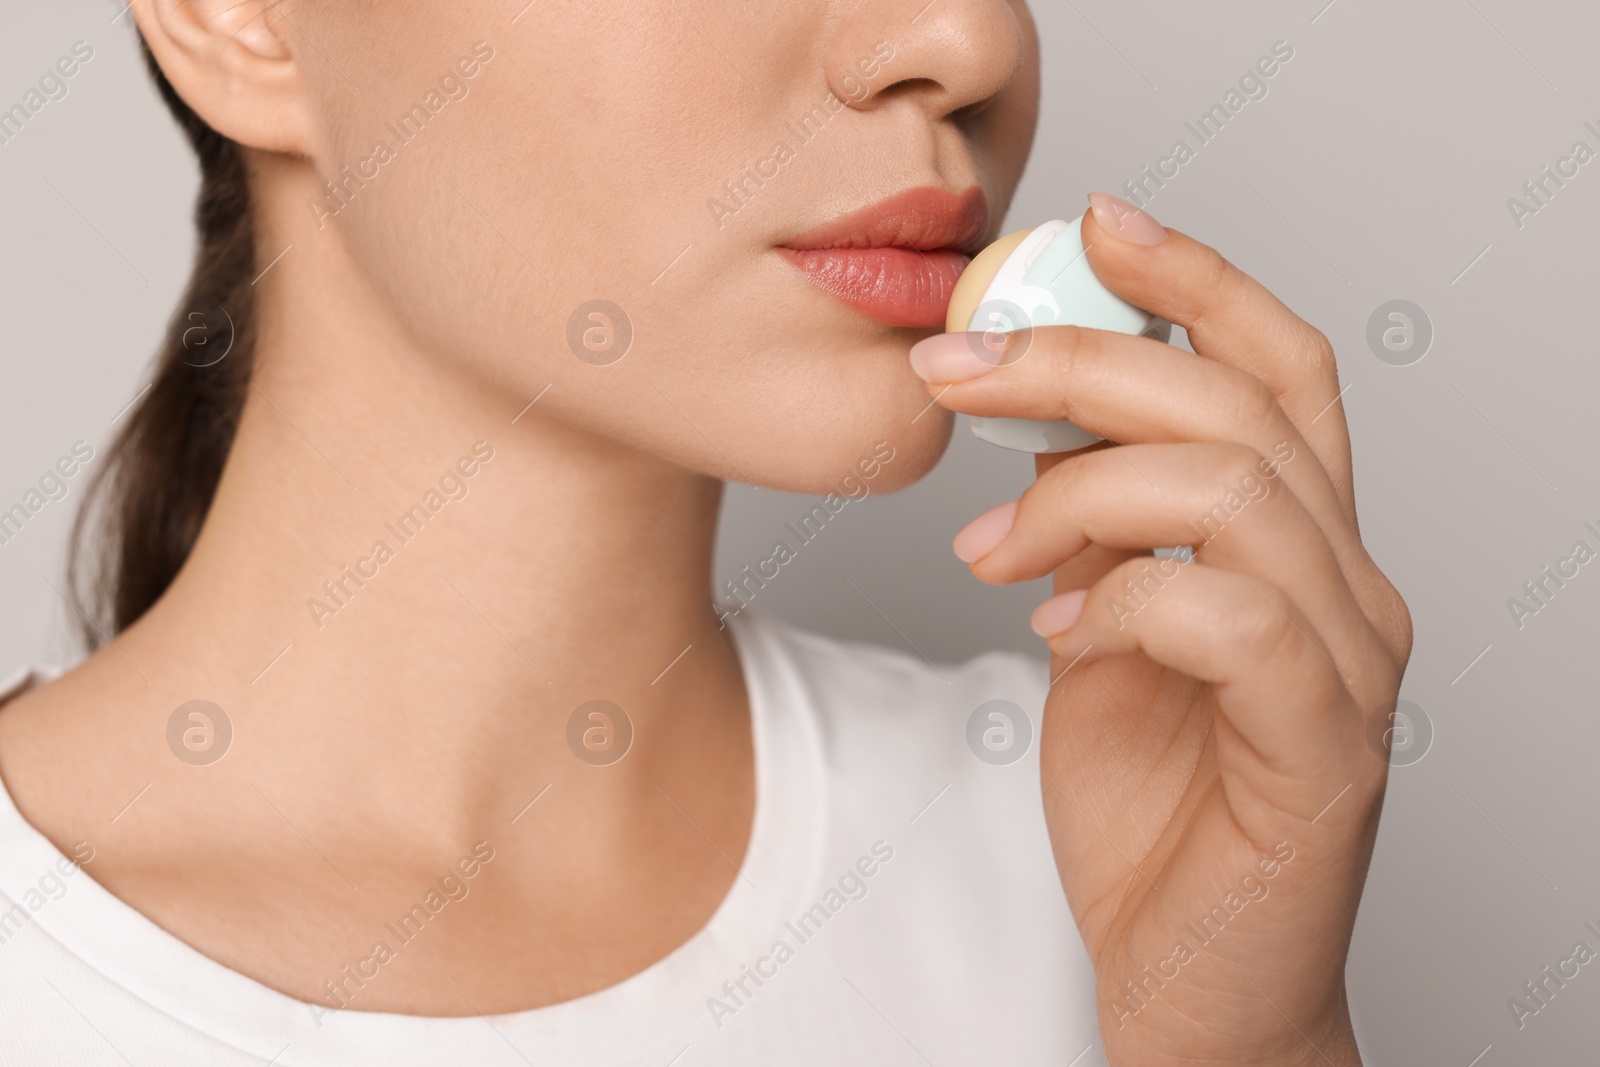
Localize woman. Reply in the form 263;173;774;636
0;1;1410;1063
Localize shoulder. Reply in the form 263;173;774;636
0;666;56;710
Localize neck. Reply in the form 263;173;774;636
108;181;748;850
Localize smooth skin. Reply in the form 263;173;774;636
0;0;1409;1063
913;201;1412;1065
0;0;1038;1023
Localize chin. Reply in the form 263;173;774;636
753;331;959;495
737;386;956;499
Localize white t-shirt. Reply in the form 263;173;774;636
0;610;1104;1065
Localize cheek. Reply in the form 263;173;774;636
322;6;749;369
300;1;973;492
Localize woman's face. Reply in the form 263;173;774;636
289;0;1040;491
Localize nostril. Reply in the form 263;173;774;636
950;96;997;122
855;76;1000;124
868;76;944;103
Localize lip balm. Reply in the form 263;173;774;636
945;215;1172;453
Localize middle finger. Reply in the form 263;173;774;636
912;325;1372;582
956;440;1388;683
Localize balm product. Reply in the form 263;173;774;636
945;215;1172;453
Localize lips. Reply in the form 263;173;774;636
778;187;990;329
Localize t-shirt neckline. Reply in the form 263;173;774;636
0;610;824;1065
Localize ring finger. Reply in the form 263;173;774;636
957;442;1385;678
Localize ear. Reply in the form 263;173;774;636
133;0;313;155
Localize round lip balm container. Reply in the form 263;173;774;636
945;215;1172;453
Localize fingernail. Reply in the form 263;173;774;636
953;500;1018;563
1031;589;1088;637
910;332;1004;383
1087;192;1168;246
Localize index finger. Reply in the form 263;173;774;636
1077;196;1355;518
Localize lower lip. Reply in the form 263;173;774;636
778;247;972;329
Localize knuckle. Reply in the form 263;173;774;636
1350;558;1415;669
1208;441;1270;496
1299;325;1339;377
1045;324;1090;390
1231;583;1299;661
1375;575;1415;666
1202;247;1245;302
1183;250;1244;338
1230;374;1282;431
1392;593;1415;662
1198;242;1238;294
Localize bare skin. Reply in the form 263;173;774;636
916;207;1412;1064
0;0;1408;1060
0;319;758;1013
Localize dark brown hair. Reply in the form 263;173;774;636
69;38;257;643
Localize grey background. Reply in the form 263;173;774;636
3;0;1597;1062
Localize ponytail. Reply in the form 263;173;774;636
69;37;258;642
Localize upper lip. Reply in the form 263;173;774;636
779;186;991;257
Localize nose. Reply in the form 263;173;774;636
826;0;1030;121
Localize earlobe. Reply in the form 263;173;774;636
133;0;312;154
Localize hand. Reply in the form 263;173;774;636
909;195;1412;1066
